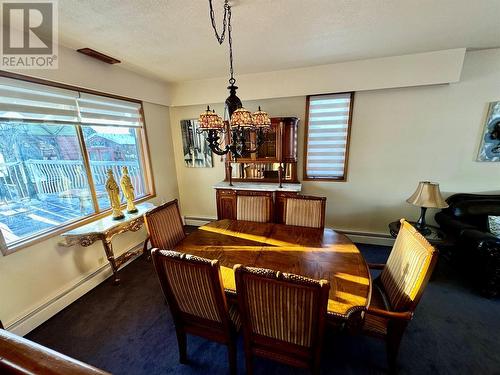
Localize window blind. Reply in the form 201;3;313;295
0;77;79;123
0;77;142;128
77;93;143;127
305;93;353;180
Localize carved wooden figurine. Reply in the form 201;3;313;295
120;166;138;213
105;169;124;220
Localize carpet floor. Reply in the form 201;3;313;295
26;243;500;375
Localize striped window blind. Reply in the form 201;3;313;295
304;93;353;180
0;76;143;127
0;77;79;123
77;93;143;127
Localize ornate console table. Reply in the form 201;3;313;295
61;202;155;284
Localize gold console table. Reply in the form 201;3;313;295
61;202;155;284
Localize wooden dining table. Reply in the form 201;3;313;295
174;219;371;324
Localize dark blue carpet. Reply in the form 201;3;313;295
26;243;500;375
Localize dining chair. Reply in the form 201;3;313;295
234;265;330;375
236;191;273;223
151;249;240;374
284;195;326;229
143;199;186;258
362;219;438;373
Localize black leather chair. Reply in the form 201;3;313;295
435;193;500;297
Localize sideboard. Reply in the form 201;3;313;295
213;182;302;223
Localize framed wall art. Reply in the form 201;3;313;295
477;101;500;162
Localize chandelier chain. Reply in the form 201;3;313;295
227;5;234;85
208;0;228;44
208;0;235;85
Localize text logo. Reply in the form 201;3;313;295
1;1;58;69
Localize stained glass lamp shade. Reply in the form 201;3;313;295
230;107;254;128
199;107;224;129
252;106;271;128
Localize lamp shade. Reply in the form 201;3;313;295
230;107;254;128
252;106;271;128
406;181;449;208
199;107;224;129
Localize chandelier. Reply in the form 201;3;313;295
197;0;271;159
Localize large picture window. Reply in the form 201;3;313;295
0;75;153;252
303;92;354;181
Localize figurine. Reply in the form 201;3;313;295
120;166;138;213
105;169;124;220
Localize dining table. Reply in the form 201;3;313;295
174;219;372;325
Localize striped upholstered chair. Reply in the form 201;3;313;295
151;249;241;374
144;199;186;257
362;219;438;372
236;191;273;223
284;195;326;229
234;265;330;375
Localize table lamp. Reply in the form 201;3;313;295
406;181;448;235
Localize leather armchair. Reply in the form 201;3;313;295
435;193;500;297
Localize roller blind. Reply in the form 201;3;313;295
0;77;79;123
0;77;142;127
305;93;353;180
77;93;143;127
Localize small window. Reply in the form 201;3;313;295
303;92;353;181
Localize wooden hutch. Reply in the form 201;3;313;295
215;117;302;221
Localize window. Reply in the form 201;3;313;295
303;92;353;181
0;75;153;252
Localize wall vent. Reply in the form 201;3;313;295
77;48;121;64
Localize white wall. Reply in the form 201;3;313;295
3;43;171;106
170;48;500;234
0;47;177;335
170;49;465;106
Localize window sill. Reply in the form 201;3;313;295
1;194;155;256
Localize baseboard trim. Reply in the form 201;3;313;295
6;243;144;336
339;231;395;246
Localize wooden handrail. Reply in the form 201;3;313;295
0;329;110;375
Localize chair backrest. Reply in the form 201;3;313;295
152;249;232;330
380;219;438;312
145;199;185;249
236;191;273;223
285;195;326;228
235;265;329;356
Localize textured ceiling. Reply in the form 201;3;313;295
57;0;500;83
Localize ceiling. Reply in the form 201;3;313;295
58;0;500;83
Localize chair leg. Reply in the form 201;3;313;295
244;350;253;375
386;324;405;374
175;328;187;364
227;340;237;375
142;237;150;261
311;360;321;375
